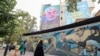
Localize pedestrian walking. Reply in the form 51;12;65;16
14;43;19;56
9;43;15;52
24;41;27;55
19;41;25;55
34;40;44;56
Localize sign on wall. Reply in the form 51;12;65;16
41;5;60;30
66;1;91;24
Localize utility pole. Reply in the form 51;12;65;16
3;36;9;56
60;0;67;26
59;0;67;40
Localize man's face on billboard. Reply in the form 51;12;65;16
91;29;95;35
75;28;84;37
45;7;58;21
86;43;93;52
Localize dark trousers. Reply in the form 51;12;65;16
24;48;26;54
20;51;23;55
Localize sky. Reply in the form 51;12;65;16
14;0;61;30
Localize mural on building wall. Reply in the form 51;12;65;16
66;1;91;24
41;5;60;30
32;22;99;56
35;2;100;56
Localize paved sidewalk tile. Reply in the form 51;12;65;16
0;49;57;56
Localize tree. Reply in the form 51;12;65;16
92;0;100;3
65;0;81;12
0;0;16;12
15;9;37;34
0;0;17;37
0;0;17;56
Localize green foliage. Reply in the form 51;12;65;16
0;0;16;12
0;12;18;37
17;36;22;45
15;9;36;34
92;0;96;2
66;0;100;12
92;0;100;3
65;0;81;12
0;0;36;43
0;0;17;37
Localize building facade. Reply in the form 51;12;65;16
40;0;100;30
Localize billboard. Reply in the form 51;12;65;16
41;5;60;30
31;16;100;56
41;22;100;56
66;1;91;24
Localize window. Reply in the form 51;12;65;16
61;11;63;13
61;17;63;20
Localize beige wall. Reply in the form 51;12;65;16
60;2;66;26
87;0;95;7
89;7;100;16
96;10;100;16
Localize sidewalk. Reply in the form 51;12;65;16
0;48;5;56
0;49;57;56
0;49;33;56
8;50;33;56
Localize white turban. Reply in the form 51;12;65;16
86;40;100;48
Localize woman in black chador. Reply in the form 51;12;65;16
34;40;44;56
